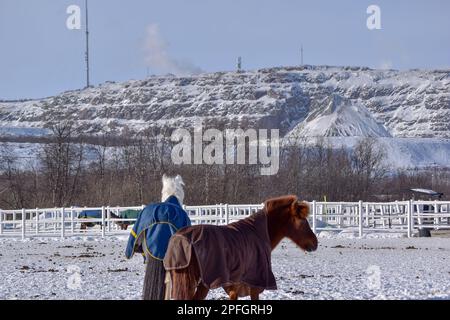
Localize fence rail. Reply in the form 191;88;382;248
0;200;449;239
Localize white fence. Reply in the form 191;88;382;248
0;201;449;239
311;200;450;237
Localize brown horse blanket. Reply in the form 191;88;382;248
163;210;277;290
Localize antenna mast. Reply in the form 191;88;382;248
237;56;242;73
85;0;90;88
301;44;304;66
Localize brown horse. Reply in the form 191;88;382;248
80;211;128;231
165;195;318;300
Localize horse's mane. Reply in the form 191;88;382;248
264;195;297;213
264;195;309;219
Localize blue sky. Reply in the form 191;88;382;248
1;0;449;100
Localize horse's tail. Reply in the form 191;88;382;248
169;254;201;300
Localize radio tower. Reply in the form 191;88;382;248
85;0;90;88
301;44;304;66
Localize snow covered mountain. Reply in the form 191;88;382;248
0;65;449;168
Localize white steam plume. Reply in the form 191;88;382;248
143;24;203;76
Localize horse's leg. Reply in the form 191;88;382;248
193;284;209;300
223;286;239;300
250;288;260;300
228;290;238;300
164;272;172;300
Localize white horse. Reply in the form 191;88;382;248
138;174;190;300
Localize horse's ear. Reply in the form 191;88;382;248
265;195;297;213
292;201;309;219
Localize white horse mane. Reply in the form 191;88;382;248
161;174;185;205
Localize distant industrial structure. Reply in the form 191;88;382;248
301;44;304;66
84;0;90;88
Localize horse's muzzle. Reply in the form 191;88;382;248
305;238;318;252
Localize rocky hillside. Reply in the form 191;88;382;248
1;65;449;138
1;65;449;169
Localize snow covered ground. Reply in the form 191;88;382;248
1;235;449;300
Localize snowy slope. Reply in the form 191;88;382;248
290;137;450;169
287;94;392;138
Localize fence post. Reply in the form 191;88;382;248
12;211;17;230
225;204;229;225
196;208;201;224
71;207;75;234
407;200;413;238
35;208;39;235
0;209;3;235
107;206;111;232
21;208;26;240
54;209;57;232
312;201;317;234
101;206;106;238
434;200;439;226
358;201;363;238
61;208;65;239
365;203;369;227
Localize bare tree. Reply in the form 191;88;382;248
2;130;449;210
39;122;85;207
350;137;387;200
0;143;27;208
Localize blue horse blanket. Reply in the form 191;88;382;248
125;196;191;261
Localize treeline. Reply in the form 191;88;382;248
0;123;449;209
